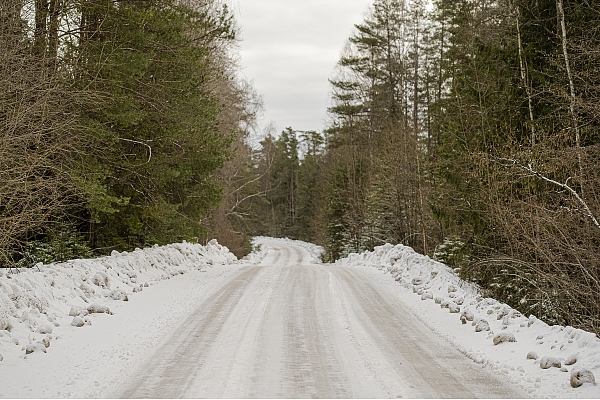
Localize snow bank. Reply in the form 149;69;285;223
337;243;600;398
0;239;237;363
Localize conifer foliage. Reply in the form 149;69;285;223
0;0;256;263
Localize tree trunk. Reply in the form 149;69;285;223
557;0;583;189
412;14;427;254
515;6;536;144
34;0;49;57
48;0;60;62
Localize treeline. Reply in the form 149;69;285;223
0;0;259;264
248;0;600;334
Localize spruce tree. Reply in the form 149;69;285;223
75;0;236;249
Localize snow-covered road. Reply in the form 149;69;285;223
3;237;598;398
117;238;524;398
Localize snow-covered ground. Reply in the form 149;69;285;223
337;243;600;398
0;237;597;398
0;240;241;398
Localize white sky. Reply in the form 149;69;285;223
231;0;372;135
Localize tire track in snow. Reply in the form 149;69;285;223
332;266;524;398
282;265;350;398
120;265;264;398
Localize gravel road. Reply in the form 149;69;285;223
120;239;525;398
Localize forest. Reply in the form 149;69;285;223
245;0;600;335
0;0;260;262
1;0;600;335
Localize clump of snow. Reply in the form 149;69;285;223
110;289;128;301
493;331;517;345
25;343;47;354
421;292;433;301
474;319;490;332
540;356;563;369
92;272;110;289
87;304;111;315
461;309;474;322
570;368;596;388
565;353;578;365
36;324;53;334
336;242;600;398
412;277;424;285
0;240;238;363
69;305;88;317
448;303;460;313
0;319;10;332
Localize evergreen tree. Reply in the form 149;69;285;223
0;0;257;264
75;0;235;249
263;128;300;237
296;131;325;242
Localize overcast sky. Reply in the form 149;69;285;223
231;0;372;135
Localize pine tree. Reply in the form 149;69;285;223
296;131;325;242
75;0;235;249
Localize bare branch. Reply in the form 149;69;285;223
497;157;600;230
117;138;153;165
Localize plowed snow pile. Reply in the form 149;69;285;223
338;243;600;398
0;240;237;365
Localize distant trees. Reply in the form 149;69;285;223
244;127;326;243
323;0;436;259
246;0;600;334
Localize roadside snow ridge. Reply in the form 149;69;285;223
337;243;600;398
0;240;237;362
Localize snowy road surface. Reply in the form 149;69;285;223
118;239;524;398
